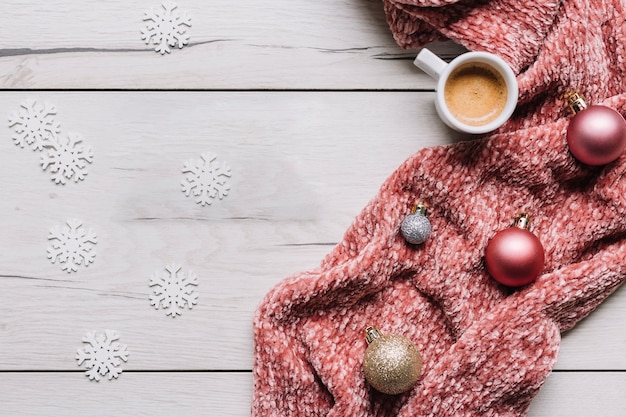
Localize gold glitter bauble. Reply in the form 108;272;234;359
363;326;422;395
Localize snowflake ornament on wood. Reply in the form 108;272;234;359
181;152;232;206
8;99;61;151
47;219;97;273
41;133;94;184
149;264;199;317
141;1;192;54
76;330;129;381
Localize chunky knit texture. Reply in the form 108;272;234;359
252;0;626;415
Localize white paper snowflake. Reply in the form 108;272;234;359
41;133;94;185
47;219;97;273
141;1;192;54
149;264;199;317
76;330;129;381
8;99;61;151
181;152;231;206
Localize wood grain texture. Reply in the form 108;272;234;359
0;92;459;370
0;0;465;89
1;372;253;417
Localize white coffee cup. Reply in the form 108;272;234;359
415;48;518;134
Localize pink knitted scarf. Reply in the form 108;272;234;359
253;0;626;415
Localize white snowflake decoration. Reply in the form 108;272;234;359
41;133;93;184
76;330;129;381
149;264;199;317
141;1;192;54
8;99;61;151
181;152;231;206
47;219;97;273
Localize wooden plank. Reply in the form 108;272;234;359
1;371;624;416
528;372;626;417
0;0;465;89
0;92;625;373
1;372;253;417
0;91;458;370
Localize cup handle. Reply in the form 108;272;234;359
414;48;447;81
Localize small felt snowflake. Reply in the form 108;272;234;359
76;330;129;381
47;219;97;273
181;152;231;206
149;264;199;317
41;133;94;184
141;1;192;54
8;99;61;151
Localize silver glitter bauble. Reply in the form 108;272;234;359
363;326;422;395
400;204;431;245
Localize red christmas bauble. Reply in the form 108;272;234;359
485;227;545;287
566;105;626;166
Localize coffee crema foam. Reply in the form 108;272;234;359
443;63;507;127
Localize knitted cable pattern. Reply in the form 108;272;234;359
252;0;626;415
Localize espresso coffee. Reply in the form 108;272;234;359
443;63;507;127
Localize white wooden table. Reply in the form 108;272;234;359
1;1;625;416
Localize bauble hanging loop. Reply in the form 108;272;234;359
485;212;545;287
363;326;422;395
566;93;626;166
400;201;431;245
